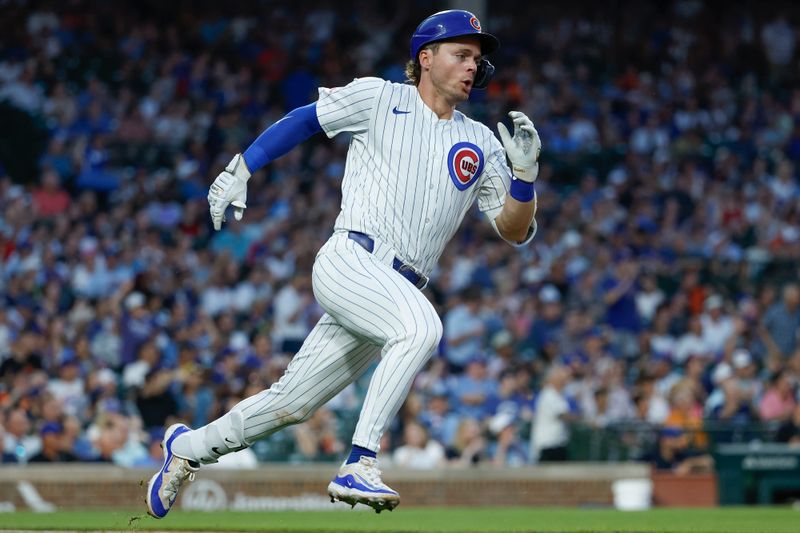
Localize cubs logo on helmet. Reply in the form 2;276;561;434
447;142;484;190
410;10;499;60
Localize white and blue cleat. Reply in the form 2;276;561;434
145;423;199;519
327;456;400;513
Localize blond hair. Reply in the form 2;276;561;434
404;43;440;86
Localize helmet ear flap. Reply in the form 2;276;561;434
473;58;495;89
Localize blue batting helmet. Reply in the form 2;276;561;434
410;10;500;60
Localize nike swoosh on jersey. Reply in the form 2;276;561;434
392;106;411;115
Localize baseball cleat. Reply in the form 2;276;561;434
145;424;199;519
327;456;400;513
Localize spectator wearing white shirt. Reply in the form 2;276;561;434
636;272;665;325
652;352;681;399
634;372;670;424
392;421;445;470
585;360;635;424
769;161;798;203
700;295;735;358
271;275;313;354
122;341;160;390
731;349;762;408
71;240;112;299
232;265;273;313
200;271;235;317
675;314;711;363
649;306;678;362
531;365;575;462
47;358;85;418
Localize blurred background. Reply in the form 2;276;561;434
1;0;800;509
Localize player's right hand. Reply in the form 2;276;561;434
208;153;251;231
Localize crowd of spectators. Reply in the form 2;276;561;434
1;1;800;472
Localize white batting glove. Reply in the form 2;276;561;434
208;154;250;231
497;111;541;183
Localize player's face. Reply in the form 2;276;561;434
427;36;482;104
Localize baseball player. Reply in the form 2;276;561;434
147;9;540;517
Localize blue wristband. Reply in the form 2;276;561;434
509;176;535;202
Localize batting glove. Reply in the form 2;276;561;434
208;153;250;231
497;111;541;183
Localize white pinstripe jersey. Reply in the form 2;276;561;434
316;77;536;276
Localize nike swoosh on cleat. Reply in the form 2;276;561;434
392;106;411;115
354;474;384;492
211;447;221;455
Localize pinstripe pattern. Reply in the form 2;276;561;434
315;234;442;450
236;312;380;442
317;78;536;277
235;233;441;451
213;77;536;455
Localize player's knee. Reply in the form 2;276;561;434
430;317;444;348
404;315;442;355
280;403;315;426
295;405;315;424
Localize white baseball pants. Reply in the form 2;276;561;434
234;231;442;451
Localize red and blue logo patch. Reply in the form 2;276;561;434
447;142;484;190
469;17;481;31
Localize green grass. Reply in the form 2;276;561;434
1;507;798;532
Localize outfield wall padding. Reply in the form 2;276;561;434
0;463;651;511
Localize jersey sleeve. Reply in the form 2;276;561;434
476;139;537;247
316;77;385;138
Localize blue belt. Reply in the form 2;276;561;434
347;231;429;290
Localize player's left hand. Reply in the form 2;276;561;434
497;111;541;183
208;153;251;231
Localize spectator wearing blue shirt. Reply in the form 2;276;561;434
443;287;486;372
119;292;155;366
642;426;713;473
209;218;254;263
526;284;564;355
762;284;800;357
418;385;461;448
601;249;642;358
5;0;800;468
448;355;497;421
487;412;529;466
485;369;531;423
704;362;755;424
